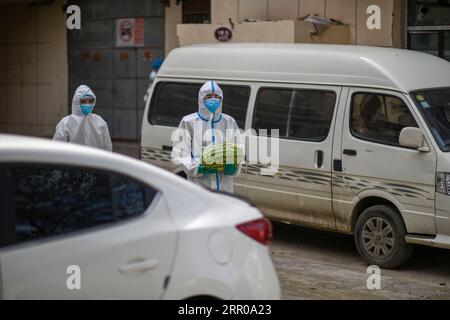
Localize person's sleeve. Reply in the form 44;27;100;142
103;123;113;152
231;118;244;177
53;118;69;142
171;118;201;178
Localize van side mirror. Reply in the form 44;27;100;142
399;127;430;152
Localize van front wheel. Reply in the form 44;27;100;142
354;205;413;268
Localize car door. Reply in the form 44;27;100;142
0;164;177;299
338;88;437;235
246;84;341;230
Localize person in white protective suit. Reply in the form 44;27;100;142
172;80;243;193
53;85;113;152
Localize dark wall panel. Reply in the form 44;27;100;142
68;0;164;141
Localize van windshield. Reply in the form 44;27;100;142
411;87;450;152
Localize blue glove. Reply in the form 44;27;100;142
198;164;218;175
224;164;238;176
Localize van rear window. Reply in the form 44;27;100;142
148;82;250;128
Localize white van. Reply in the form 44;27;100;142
141;43;450;268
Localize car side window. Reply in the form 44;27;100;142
112;175;156;219
351;93;418;146
0;165;157;248
252;88;336;141
149;81;250;128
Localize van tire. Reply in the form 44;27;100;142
354;205;413;269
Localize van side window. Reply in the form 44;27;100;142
351;93;418;147
149;82;250;128
0;165;157;248
252;88;336;141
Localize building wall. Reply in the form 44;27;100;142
68;0;165;141
165;0;183;55
211;0;403;47
0;0;68;137
178;20;298;47
0;0;405;140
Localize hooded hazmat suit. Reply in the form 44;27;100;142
172;81;243;193
53;85;113;152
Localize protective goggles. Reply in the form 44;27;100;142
203;93;222;101
80;95;96;105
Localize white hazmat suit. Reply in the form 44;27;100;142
53;85;113;151
172;81;243;193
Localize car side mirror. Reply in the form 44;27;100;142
399;127;430;152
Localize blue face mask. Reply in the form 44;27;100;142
80;104;94;115
204;98;221;114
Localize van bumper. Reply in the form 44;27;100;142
406;192;450;250
435;192;450;236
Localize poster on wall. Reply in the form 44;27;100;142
116;18;144;47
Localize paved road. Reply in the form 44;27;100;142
113;142;140;159
270;222;450;300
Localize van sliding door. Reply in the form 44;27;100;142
246;84;341;230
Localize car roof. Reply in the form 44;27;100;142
158;43;450;93
0;134;181;187
0;134;259;227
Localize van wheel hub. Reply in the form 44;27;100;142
362;217;395;259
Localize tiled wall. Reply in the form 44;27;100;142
0;0;68;137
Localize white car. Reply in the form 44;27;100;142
0;134;280;300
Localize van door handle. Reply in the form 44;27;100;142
119;259;159;274
343;149;357;156
315;150;323;168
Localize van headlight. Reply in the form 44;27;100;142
436;173;450;195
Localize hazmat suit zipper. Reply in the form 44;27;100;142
196;111;221;192
211;113;220;192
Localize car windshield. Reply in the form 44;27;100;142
411;87;450;152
